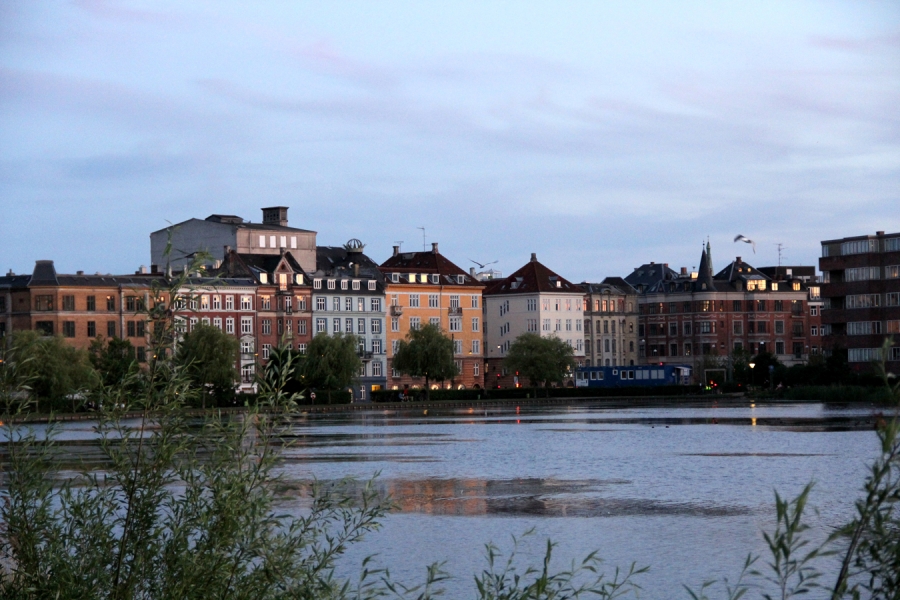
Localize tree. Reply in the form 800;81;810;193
392;324;458;401
504;333;575;392
299;333;362;403
89;336;139;391
6;330;97;412
174;323;239;407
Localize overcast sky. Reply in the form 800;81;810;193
2;1;898;281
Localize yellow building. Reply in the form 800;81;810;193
379;243;485;390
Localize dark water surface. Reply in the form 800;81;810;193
277;401;884;597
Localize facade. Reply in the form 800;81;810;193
379;243;485;390
0;260;163;361
819;231;900;371
150;207;317;273
626;243;819;379
483;253;586;387
581;278;640;368
309;240;387;401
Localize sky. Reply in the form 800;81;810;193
2;1;899;281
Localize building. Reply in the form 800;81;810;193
625;242;819;379
483;253;585;387
309;240;387;401
379;243;484;390
819;231;900;371
581;278;640;367
150;207;317;273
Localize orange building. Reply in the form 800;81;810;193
379;243;485;390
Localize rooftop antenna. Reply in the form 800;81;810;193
394;240;403;251
417;226;426;251
775;242;784;280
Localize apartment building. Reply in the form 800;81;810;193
379;243;484;390
309;240;387;401
820;231;900;371
625;243;819;378
150;206;317;272
581;278;640;368
483;253;585;387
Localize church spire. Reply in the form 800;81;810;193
696;239;715;290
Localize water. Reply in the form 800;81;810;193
274;401;884;597
4;401;888;597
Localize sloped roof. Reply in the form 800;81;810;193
151;217;314;235
484;254;581;296
316;246;381;277
379;247;480;286
624;263;679;288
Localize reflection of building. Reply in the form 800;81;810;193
581;278;639;367
150;206;317;272
625;242;819;375
820;231;900;372
309;240;387;402
379;243;485;390
385;478;487;516
483;253;585;387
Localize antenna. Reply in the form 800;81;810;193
394;241;403;251
417;226;426;251
775;243;784;280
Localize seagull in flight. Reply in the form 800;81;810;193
469;258;498;269
733;235;756;254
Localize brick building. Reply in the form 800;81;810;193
819;231;900;372
379;243;485;390
581;278;640;368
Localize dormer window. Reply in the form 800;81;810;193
457;275;465;284
352;280;360;290
368;280;376;291
771;282;778;291
259;273;268;284
341;279;348;290
391;273;399;283
295;274;303;285
327;279;335;290
430;274;439;284
556;281;561;288
313;278;322;289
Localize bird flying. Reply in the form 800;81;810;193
469;259;498;269
733;235;756;253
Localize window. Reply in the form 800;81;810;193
775;320;785;334
391;317;399;332
372;338;383;354
542;299;550;311
792;322;804;336
845;267;880;282
847;321;882;335
849;348;884;362
345;297;353;311
410;317;421;330
346;318;354;333
454;339;463;355
226;318;235;334
670;323;678;336
424;294;438;308
776;341;785;355
61;321;75;337
431;274;440;284
811;325;818;336
449;317;462;332
372;360;383;376
429;317;440;327
61;295;74;311
409;294;420;308
136;346;146;363
810;306;819;316
683;322;692;335
391;273;399;283
368;280;376;291
473;362;480;376
576;319;582;332
213;317;222;330
107;321;116;337
542;319;550;331
555;319;562;331
846;294;881;309
370;298;381;312
316;318;326;333
225;296;234;310
262;319;271;335
886;265;900;279
371;319;382;334
83;295;95;312
327;279;336;290
239;296;251;311
733;321;743;335
332;297;341;311
774;300;784;312
314;297;325;311
333;318;341;333
699;321;714;334
313;279;322;289
240;317;252;334
888;293;900;307
471;339;481;354
212;296;221;310
756;300;766;312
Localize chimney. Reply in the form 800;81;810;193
470;267;476;277
224;245;232;254
6;269;14;276
663;263;668;269
650;261;655;265
151;264;159;274
261;206;289;227
393;245;399;256
76;270;84;276
354;263;359;277
530;252;537;262
736;256;742;264
431;242;439;254
877;231;885;236
139;265;148;274
680;267;688;276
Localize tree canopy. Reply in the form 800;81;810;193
174;323;239;407
89;336;139;391
6;330;97;412
504;333;575;389
299;333;362;403
392;324;458;400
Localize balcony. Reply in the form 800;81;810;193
390;305;403;316
448;306;463;315
357;351;374;361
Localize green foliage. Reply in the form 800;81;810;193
6;330;98;412
174;322;239;407
392;324;458;400
300;333;362;402
504;333;575;389
89;336;140;390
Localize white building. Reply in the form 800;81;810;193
483;253;586;386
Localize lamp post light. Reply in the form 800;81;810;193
748;362;756;387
